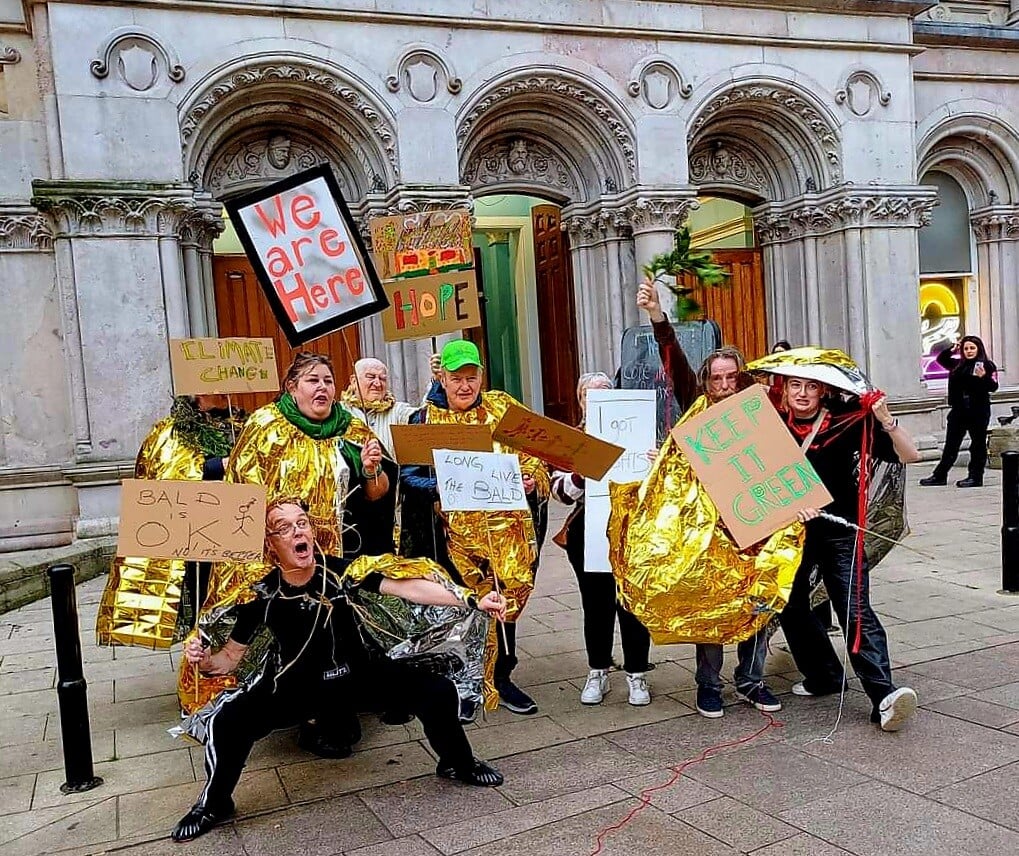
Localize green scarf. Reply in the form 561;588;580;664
277;393;352;439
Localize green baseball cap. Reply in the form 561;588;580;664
440;340;484;372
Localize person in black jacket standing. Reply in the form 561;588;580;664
920;335;998;488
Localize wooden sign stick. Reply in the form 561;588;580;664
483;523;511;652
226;394;237;445
340;336;379;483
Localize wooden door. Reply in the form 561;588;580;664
681;248;768;361
532;205;580;425
462;246;491;389
212;256;360;414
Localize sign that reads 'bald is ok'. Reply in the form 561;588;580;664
672;385;833;549
226;164;388;346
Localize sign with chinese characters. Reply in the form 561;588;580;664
432;450;530;512
169;337;280;395
226;164;388;346
117;479;267;562
671;385;832;549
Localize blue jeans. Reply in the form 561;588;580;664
695;632;768;694
779;532;895;708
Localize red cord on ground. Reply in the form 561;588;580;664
589;711;784;855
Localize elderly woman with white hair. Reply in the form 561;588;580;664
550;372;653;707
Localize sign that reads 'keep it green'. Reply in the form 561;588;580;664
671;385;833;549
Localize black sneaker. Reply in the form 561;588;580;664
496;679;538;715
171;798;234;842
735;684;782;713
956;477;983;488
437;757;504;787
695;686;724;719
919;475;947;486
459;698;479;724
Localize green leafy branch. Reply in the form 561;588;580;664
641;226;729;322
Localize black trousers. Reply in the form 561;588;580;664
933;407;990;480
565;510;651;673
779;532;895;709
197;662;472;809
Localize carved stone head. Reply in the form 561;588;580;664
266;133;292;170
508;140;529;175
711;145;732;176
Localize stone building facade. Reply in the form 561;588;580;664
0;0;1017;550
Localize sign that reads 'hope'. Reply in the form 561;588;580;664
672;385;833;549
432;450;530;512
226;165;388;346
381;272;481;341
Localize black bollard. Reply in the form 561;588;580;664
1002;451;1019;595
47;564;103;793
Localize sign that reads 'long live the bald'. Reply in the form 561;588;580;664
226;164;388;346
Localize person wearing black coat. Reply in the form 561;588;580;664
920;335;999;488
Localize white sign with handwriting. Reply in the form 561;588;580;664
432;450;529;512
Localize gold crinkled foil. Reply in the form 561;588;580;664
608;395;804;645
97;418;206;649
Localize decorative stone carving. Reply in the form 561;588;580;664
461;138;579;195
0;207;53;251
835;70;891;118
31;182;197;238
386;46;461;102
206;134;337;198
179;62;399;179
370;186;474;219
90;27;184;92
623;195;698;234
179;197;225;247
457;74;636;181
626;59;692;110
920;2;1009;25
1;45;21;66
689;140;769;193
755;188;939;244
691;84;841;182
971;206;1019;242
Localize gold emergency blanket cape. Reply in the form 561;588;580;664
203;402;376;608
609;395;803;646
175;553;491;719
427;390;549;623
96;416;213;649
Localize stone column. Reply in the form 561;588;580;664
32;180;198;537
972;206;1019;383
562;213;606;374
179;195;224;338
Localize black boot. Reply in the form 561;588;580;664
919;474;947;486
171;798;235;842
956;477;983;488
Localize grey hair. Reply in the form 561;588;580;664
576;371;614;403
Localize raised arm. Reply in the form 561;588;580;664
637;279;698;411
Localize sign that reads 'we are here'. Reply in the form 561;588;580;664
227;165;388;346
672;385;833;549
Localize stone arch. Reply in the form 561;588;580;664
179;55;399;203
917;104;1019;206
456;67;636;203
687;77;843;201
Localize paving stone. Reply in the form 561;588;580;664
886;616;1002;649
277;742;439;802
490;737;651;805
0;795;119;856
967;607;1019;633
0;667;55;695
974;681;1019;710
780;781;1019;856
0;804;85;848
0;774;36;815
0;682;114;717
359;775;512;837
114;721;190;760
905;647;1019;690
235;794;391;856
345;835;441;856
925;695;1019;728
75;825;246;856
676;796;799;851
112;671;179;703
0;713;47;748
549;694;692;739
2;730;115;778
512;650;592;685
890;667;970;704
613;769;721;813
749;832;856;855
420;784;626;854
516;597;569;617
463;715;575;759
929;760;1019;831
529;609;583;633
514;630;585;659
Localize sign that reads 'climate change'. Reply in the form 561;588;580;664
672;385;833;549
169;337;280;395
227;165;388;346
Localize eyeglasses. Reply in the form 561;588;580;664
269;518;312;538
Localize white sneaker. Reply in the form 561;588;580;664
879;687;918;732
791;681;814;697
581;669;610;705
626;672;651;706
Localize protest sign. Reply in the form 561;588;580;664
390;423;494;466
433;450;529;512
584;390;657;572
671;385;833;549
226;164;388;346
369;211;474;282
619;320;721;443
493;404;623;481
169;337;280;395
117;479;267;563
380;272;481;341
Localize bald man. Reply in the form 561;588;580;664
341;358;420;457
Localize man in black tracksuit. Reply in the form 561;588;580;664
172;501;506;842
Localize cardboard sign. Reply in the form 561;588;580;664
584;390;657;572
671;385;833;549
390;423;494;466
169;337;280;395
226;164;388;346
117;479;267;562
380;271;481;342
493;404;623;481
433;450;529;512
369;211;473;282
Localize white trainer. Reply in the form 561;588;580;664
626;672;651;706
581;669;610;705
879;687;918;732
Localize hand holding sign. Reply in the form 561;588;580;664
432;450;529;512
